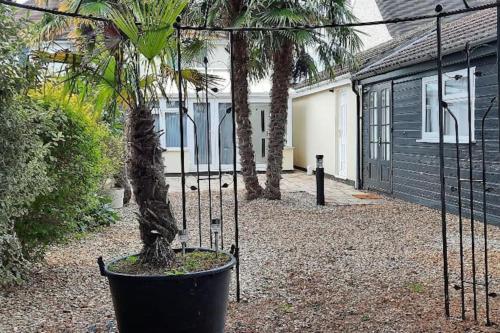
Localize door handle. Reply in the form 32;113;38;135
378;137;382;145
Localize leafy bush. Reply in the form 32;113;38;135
14;87;118;259
0;5;50;285
102;129;127;187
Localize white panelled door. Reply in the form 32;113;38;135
338;92;348;178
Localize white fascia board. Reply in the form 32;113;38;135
291;74;352;98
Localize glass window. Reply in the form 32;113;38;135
165;112;187;148
421;68;474;143
424;81;439;134
194;103;211;164
218;103;233;164
381;88;391;161
369;92;378;159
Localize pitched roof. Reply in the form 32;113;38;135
354;8;498;80
293;26;431;89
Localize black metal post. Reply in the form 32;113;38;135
229;31;241;302
204;55;214;248
436;5;450;318
175;17;188;234
481;97;495;326
444;105;466;320
316;155;325;206
218;108;230;250
466;43;478;322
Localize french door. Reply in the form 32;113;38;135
364;83;392;193
191;101;234;171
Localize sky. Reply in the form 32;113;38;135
351;0;392;50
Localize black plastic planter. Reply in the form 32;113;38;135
98;248;236;333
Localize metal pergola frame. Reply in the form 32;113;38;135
2;0;500;324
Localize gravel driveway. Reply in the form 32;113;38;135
1;190;500;332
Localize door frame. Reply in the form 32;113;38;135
363;82;393;193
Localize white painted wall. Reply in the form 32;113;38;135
292;81;357;182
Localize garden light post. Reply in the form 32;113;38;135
179;230;189;256
316;155;325;206
211;218;221;257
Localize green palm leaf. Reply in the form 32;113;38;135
108;0;188;61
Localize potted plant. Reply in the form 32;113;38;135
51;0;236;331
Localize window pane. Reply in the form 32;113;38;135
166;101;180;109
165;113;187;147
218;103;233;164
369;91;378;160
447;101;469;138
425;82;438;133
370;142;377;159
445;75;467;95
194;103;211;164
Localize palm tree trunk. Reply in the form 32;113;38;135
265;42;294;200
121;111;132;205
232;32;263;200
128;103;178;266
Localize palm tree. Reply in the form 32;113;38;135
253;0;362;199
36;0;219;265
187;0;264;200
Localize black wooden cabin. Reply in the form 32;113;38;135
355;8;500;224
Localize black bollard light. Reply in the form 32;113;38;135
211;219;221;257
316;155;325;206
178;229;189;256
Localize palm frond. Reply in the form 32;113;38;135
108;0;188;61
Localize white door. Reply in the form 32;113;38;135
338;92;348;178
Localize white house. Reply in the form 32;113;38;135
291;0;391;186
155;38;294;174
18;0;295;175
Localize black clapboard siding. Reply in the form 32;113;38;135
362;54;500;226
394;190;500;225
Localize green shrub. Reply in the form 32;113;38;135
0;5;50;285
14;87;118;259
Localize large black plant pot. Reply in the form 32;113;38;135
98;248;236;333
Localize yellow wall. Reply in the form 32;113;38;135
292;84;357;182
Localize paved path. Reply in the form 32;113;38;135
166;171;383;205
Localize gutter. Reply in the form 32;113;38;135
292;74;352;98
351;80;363;190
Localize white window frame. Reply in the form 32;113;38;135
153;100;188;149
152;105;166;148
419;68;475;144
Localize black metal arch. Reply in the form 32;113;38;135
2;0;500;322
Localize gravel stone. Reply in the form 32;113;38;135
1;189;499;332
